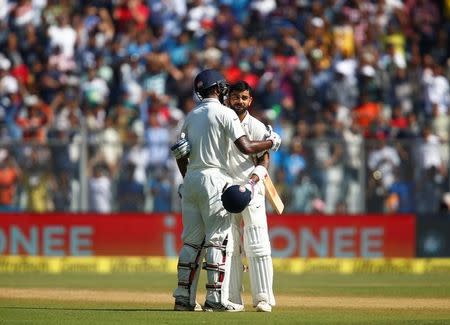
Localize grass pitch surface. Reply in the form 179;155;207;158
0;272;449;324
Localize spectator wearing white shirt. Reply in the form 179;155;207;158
431;105;450;167
122;130;150;185
0;56;19;96
417;124;445;174
88;163;112;213
422;62;450;116
98;116;123;175
185;0;218;36
12;0;34;28
47;14;77;58
415;125;447;213
250;0;276;17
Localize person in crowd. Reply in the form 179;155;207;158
367;132;401;212
22;148;55;212
117;162;145;212
88;162;112;213
148;166;172;213
0;149;21;212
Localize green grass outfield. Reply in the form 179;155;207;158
0;272;450;324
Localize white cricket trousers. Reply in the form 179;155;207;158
173;169;232;304
181;169;232;247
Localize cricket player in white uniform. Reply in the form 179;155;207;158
171;69;281;312
224;81;276;312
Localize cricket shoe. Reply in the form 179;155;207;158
174;297;202;311
203;300;244;312
255;301;272;312
194;302;203;311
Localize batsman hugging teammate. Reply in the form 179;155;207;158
171;69;281;312
224;81;276;312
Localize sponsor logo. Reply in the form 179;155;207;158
0;225;93;256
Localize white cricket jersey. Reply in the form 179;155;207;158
181;98;245;173
228;112;268;183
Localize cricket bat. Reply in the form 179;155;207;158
263;174;284;215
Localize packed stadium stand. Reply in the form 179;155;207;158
0;0;448;214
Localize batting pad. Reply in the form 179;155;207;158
173;243;204;305
204;246;226;304
248;255;275;306
189;248;206;305
226;254;243;305
244;226;275;306
222;217;244;305
244;225;271;257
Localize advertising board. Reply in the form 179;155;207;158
0;213;415;257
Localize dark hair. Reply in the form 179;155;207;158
229;80;253;97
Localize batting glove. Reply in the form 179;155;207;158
171;133;191;159
265;125;281;151
251;165;268;182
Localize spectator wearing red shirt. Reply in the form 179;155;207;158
390;105;409;133
0;150;21;212
113;0;150;32
352;95;381;134
16;95;52;143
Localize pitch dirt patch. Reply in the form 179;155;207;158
1;288;450;310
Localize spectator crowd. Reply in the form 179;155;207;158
0;0;449;215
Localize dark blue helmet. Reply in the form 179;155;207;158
194;69;228;101
221;184;252;214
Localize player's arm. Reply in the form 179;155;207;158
243;150;270;197
227;108;280;155
250;139;285;214
234;135;278;155
250;151;269;183
255;151;270;169
245;121;273;190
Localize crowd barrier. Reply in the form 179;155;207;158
0;213;415;257
2;213;447;274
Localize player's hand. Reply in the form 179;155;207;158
171;133;191;159
244;179;256;198
265;125;281;151
251;165;267;182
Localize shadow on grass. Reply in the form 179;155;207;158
0;306;172;312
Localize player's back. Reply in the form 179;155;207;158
182;98;243;173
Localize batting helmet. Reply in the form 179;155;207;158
221;184;252;214
194;69;228;100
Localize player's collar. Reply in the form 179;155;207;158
202;98;221;104
241;111;250;124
